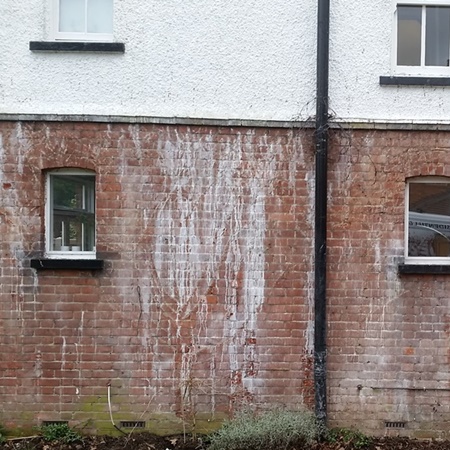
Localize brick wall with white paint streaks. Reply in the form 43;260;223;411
0;121;315;435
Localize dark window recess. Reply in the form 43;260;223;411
29;41;125;53
385;421;406;429
30;259;104;270
380;76;450;86
120;421;145;429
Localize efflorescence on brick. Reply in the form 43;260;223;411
0;121;316;435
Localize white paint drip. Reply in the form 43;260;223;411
304;171;316;354
75;311;85;396
152;129;276;405
61;336;67;371
130;124;143;162
0;133;3;185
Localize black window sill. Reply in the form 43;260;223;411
398;264;450;274
380;76;450;86
30;259;104;270
29;41;125;53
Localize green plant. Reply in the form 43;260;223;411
38;423;82;444
0;423;6;443
326;427;372;449
207;408;322;450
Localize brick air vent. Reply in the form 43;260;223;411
385;421;406;428
120;421;146;429
42;421;69;426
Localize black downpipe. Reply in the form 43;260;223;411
314;0;330;426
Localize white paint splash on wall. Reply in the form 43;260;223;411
304;172;315;355
0;133;3;185
11;122;28;175
152;129;276;405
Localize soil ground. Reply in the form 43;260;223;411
3;434;450;450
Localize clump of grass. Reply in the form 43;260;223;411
208;408;322;450
325;427;373;449
0;424;6;443
38;423;82;444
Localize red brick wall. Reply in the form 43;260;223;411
3;122;450;438
327;129;450;439
0;121;315;435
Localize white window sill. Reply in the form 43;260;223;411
45;251;96;260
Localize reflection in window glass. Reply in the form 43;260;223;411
50;173;95;252
58;0;113;35
87;0;113;33
397;6;422;66
59;0;85;32
425;7;450;66
408;181;450;257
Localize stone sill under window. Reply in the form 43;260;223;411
29;41;125;53
30;259;104;270
380;76;450;86
398;264;450;275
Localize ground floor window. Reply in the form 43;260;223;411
406;177;450;263
46;169;96;259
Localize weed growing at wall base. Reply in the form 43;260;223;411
325;427;373;449
38;423;82;444
207;408;322;450
0;424;6;443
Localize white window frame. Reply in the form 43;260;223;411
394;0;450;76
45;169;96;260
51;0;114;42
405;177;450;265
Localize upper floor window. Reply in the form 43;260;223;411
54;0;113;41
396;1;450;75
46;169;96;259
406;177;450;264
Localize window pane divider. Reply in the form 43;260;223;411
421;6;426;67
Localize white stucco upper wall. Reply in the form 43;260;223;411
1;0;450;123
329;0;450;124
0;0;317;121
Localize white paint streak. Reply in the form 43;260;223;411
75;311;85;396
0;133;3;184
11;123;28;175
304;172;315;354
152;129;278;406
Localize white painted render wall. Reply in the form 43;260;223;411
330;0;450;124
0;0;449;123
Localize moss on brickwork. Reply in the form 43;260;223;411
0;412;37;437
75;397;226;436
80;396;110;414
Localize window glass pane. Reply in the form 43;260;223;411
397;6;422;66
408;182;450;257
425;6;450;66
51;174;95;252
59;0;85;33
87;0;113;33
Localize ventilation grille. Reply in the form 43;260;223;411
385;421;406;429
120;421;146;429
42;421;69;426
